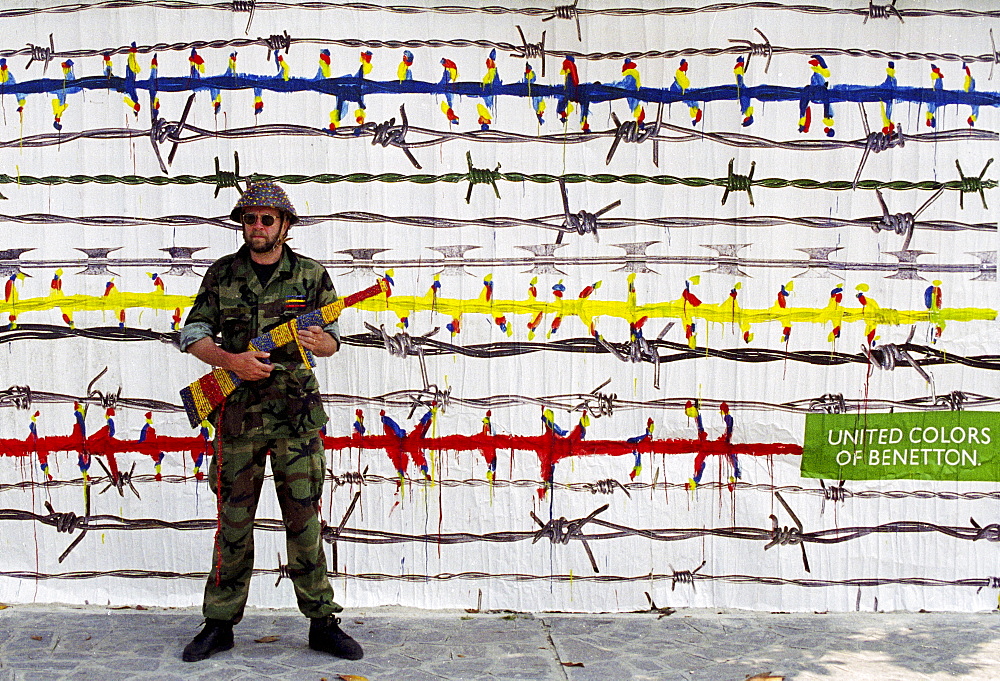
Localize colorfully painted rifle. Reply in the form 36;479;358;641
180;279;388;428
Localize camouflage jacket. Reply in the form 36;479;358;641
180;244;339;440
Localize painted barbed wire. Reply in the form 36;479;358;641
0;168;994;195
5;505;1000;549
340;332;1000;371
2;119;994;157
5;72;1000;117
0;567;997;591
6;33;1000;67
2;383;997;416
5;472;1000;503
1;209;993;237
7;567;1000;590
5;0;1000;21
0;324;178;345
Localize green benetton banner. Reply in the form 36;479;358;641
802;412;1000;481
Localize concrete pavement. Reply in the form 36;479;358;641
1;604;999;680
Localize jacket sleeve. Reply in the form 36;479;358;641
179;265;221;352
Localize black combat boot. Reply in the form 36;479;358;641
182;618;234;662
309;615;364;660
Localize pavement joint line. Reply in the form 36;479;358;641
540;617;571;681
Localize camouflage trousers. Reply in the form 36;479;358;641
203;434;341;623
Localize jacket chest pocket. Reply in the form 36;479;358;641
220;307;253;352
262;294;310;326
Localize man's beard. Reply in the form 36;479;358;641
245;230;282;254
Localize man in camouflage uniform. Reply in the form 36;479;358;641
178;181;363;662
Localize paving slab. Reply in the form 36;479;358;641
1;605;999;680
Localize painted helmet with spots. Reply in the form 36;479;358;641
230;180;299;225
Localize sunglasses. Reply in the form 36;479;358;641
242;213;280;227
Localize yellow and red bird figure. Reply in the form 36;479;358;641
28;412;51;480
777;282;793;342
627;418;654;480
734;56;754;126
880;62;897;133
353;409;366;439
618;58;644;122
188;47;204;77
828;284;844;342
671;59;703;126
480;49;501;126
51;60;75;130
926;64;944;128
524;62;545;123
557;55;589;131
398;50;413;82
122;43;142;117
963;63;979;127
149;54;161;120
148;272;165;292
0;59;27;118
317;49;331;78
5;272;24;327
439;57;460;124
541;408;569;437
799;55;835;136
925;280;944;341
275;53;291;81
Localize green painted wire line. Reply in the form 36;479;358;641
0;172;994;192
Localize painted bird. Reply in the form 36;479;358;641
626;417;654;480
188;48;204;77
315;49;332;79
541;409;569;437
925;280;944;341
149;54;161;121
524;62;545;124
482;411;498;482
926;64;943;128
0;59;27;117
618;58;644;122
275;52;291;80
734;56;754;126
963;63;979;127
800;55;835;136
778;282;794;343
397;50;414;82
139;411;155;442
671;59;703;126
51;60;75;130
439;58;460;124
557;55;589;131
682;278;701;307
880;62;897;133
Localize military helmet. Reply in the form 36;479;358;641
230;180;299;225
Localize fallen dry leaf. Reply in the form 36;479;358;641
746;674;784;681
0;603;9;610
30;636;42;641
337;675;369;681
561;662;585;668
254;635;281;643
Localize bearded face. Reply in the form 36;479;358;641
241;207;287;255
